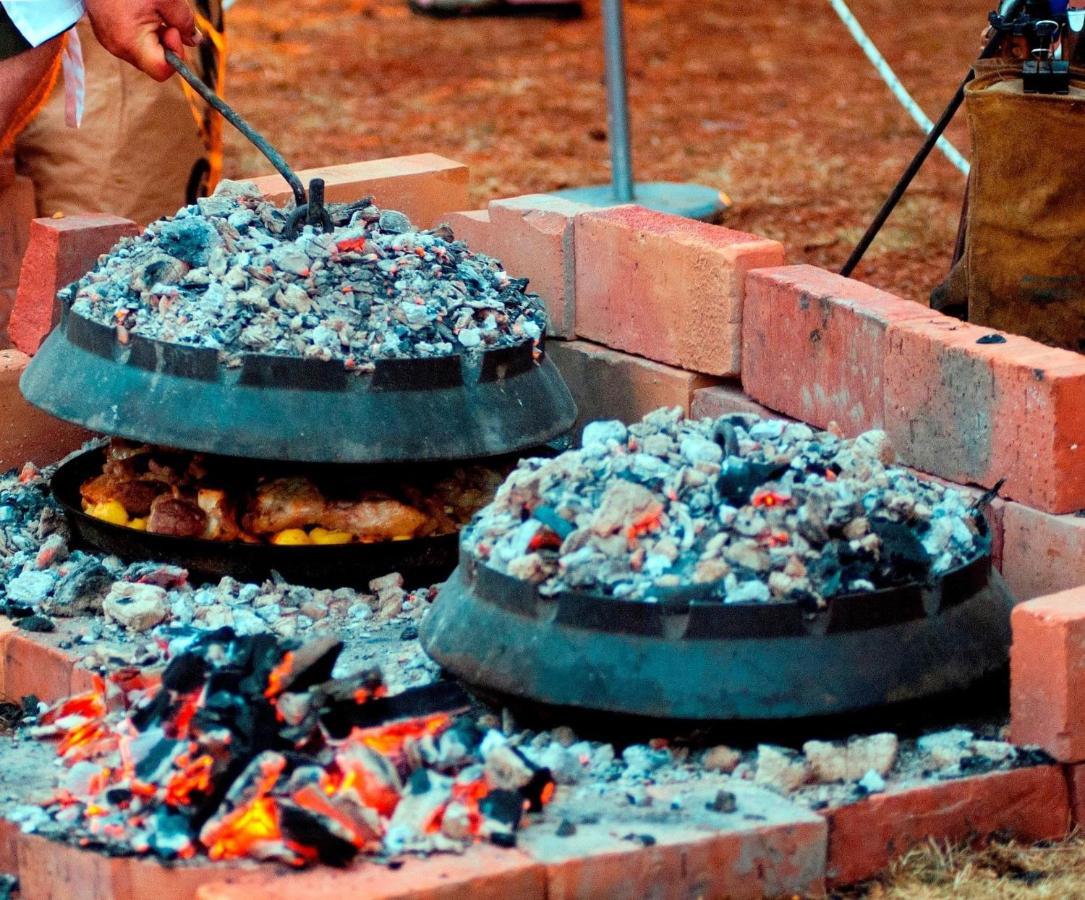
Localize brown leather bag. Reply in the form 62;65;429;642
933;60;1085;351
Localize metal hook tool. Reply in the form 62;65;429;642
165;49;332;237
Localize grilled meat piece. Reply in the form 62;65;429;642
81;475;169;517
243;477;429;539
197;489;240;542
321;496;429;541
148;495;207;538
242;478;330;534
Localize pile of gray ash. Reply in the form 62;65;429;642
66;181;547;368
464;410;988;605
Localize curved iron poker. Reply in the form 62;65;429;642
165;49;331;237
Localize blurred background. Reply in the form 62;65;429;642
221;0;987;304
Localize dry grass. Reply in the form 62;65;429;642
837;834;1085;899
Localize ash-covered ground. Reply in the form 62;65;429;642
0;434;1042;873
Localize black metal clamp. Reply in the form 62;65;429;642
165;50;332;237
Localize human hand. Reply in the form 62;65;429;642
84;0;202;81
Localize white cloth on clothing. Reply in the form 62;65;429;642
2;0;84;47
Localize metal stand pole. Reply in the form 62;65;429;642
552;0;729;221
602;0;635;203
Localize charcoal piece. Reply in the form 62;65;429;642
479;789;523;830
147;808;195;860
0;603;32;619
624;833;657;846
262;637;343;698
711;420;740;457
162;653;208;694
46;558;113;615
520;767;555;813
15;614;54;633
531;506;575;540
0;875;15;900
869;517;931;583
130;689;172;732
708;790;737;813
135;737;184;782
407;769;432;796
805;543;844;598
556;819;577;837
976;333;1007;345
320;680;469;739
278;803;358;867
105;787;133;805
399;625;419;641
716;459;790;508
235;633;293;698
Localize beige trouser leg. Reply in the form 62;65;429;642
0;37;63;151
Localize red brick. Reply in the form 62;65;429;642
9;214;138;355
1010;589;1085;761
1067;763;1085;827
1001;502;1085;601
884;315;1085;514
196;845;546;900
0;349;92;470
0;175;37;342
0;631;91;705
0;155;13;190
823;766;1069;887
521;787;826;900
248;154;469;229
547;339;719;439
691;380;791;422
15;831;233;900
741;266;930;436
574;206;783;377
446;195;588;339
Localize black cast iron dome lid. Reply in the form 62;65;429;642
21;304;577;463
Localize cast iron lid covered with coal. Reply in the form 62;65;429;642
21;183;575;463
421;411;1017;723
22;54;575;463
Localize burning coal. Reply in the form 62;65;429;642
21;631;553;865
466;410;990;606
64;181;547;369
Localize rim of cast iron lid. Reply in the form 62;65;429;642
455;522;994;640
19;302;577;463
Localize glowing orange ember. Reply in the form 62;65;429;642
264;651;296;698
164;752;214;806
336;237;367;254
350;712;451;757
751;490;791;508
204;797;284;862
626;507;665;544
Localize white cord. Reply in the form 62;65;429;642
828;0;971;176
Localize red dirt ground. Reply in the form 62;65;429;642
222;0;989;306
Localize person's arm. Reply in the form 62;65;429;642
1;0;200;81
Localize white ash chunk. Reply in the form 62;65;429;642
917;729;975;770
803;733;898;784
754;745;809;794
702;745;742;774
858;770;887;794
103;583;169;632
